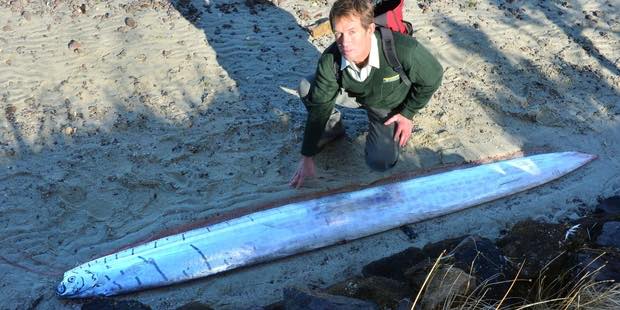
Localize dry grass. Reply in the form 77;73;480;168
412;252;620;310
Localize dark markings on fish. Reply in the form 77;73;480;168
104;257;107;264
206;227;211;232
87;263;91;268
154;241;157;249
120;270;125;275
106;265;111;269
324;218;330;225
131;248;134;255
182;234;186;241
105;275;110;281
115;254;118;260
78;276;85;291
138;256;168;281
249;216;254;222
113;281;122;290
135;276;142;286
500;178;521;186
224;259;229;265
190;244;212;270
183;270;189;277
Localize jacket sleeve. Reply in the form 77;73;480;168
400;40;443;119
300;49;341;156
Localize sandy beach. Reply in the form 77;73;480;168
0;0;619;308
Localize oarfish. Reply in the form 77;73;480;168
57;151;595;298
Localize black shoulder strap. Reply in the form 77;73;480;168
333;58;342;86
328;44;343;86
378;26;412;88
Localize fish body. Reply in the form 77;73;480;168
57;152;595;298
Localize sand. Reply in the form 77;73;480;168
0;0;618;308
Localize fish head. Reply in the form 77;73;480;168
57;269;99;298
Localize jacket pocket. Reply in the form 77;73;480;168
380;74;404;99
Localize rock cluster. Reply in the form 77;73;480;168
259;196;620;310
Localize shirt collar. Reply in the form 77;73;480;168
340;33;379;71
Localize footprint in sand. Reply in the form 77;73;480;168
57;185;87;205
85;198;117;221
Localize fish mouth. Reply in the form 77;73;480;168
56;283;66;295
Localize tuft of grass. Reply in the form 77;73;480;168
411;252;620;310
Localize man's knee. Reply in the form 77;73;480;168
365;149;399;172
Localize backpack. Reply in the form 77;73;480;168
334;0;414;88
373;0;413;35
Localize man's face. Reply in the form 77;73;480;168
333;14;375;66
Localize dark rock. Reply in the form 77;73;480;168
262;301;284;310
400;236;470;289
575;249;620;283
326;276;411;309
451;235;510;282
125;17;137;28
283;287;378;310
82;299;151;310
595;196;620;217
362;247;425;281
21;11;32;21
175;301;213;310
596;221;620;248
422;236;468;259
448;235;511;300
395;298;413;310
68;40;81;52
403;259;433;288
419;266;474;310
573;197;620;246
498;220;572;279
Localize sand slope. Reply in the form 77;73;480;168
0;0;619;308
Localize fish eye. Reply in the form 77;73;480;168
68;276;75;283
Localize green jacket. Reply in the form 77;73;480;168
302;30;443;156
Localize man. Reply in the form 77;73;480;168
290;0;443;188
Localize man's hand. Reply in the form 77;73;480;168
384;113;414;147
289;156;316;188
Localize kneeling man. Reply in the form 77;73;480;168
290;0;443;188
